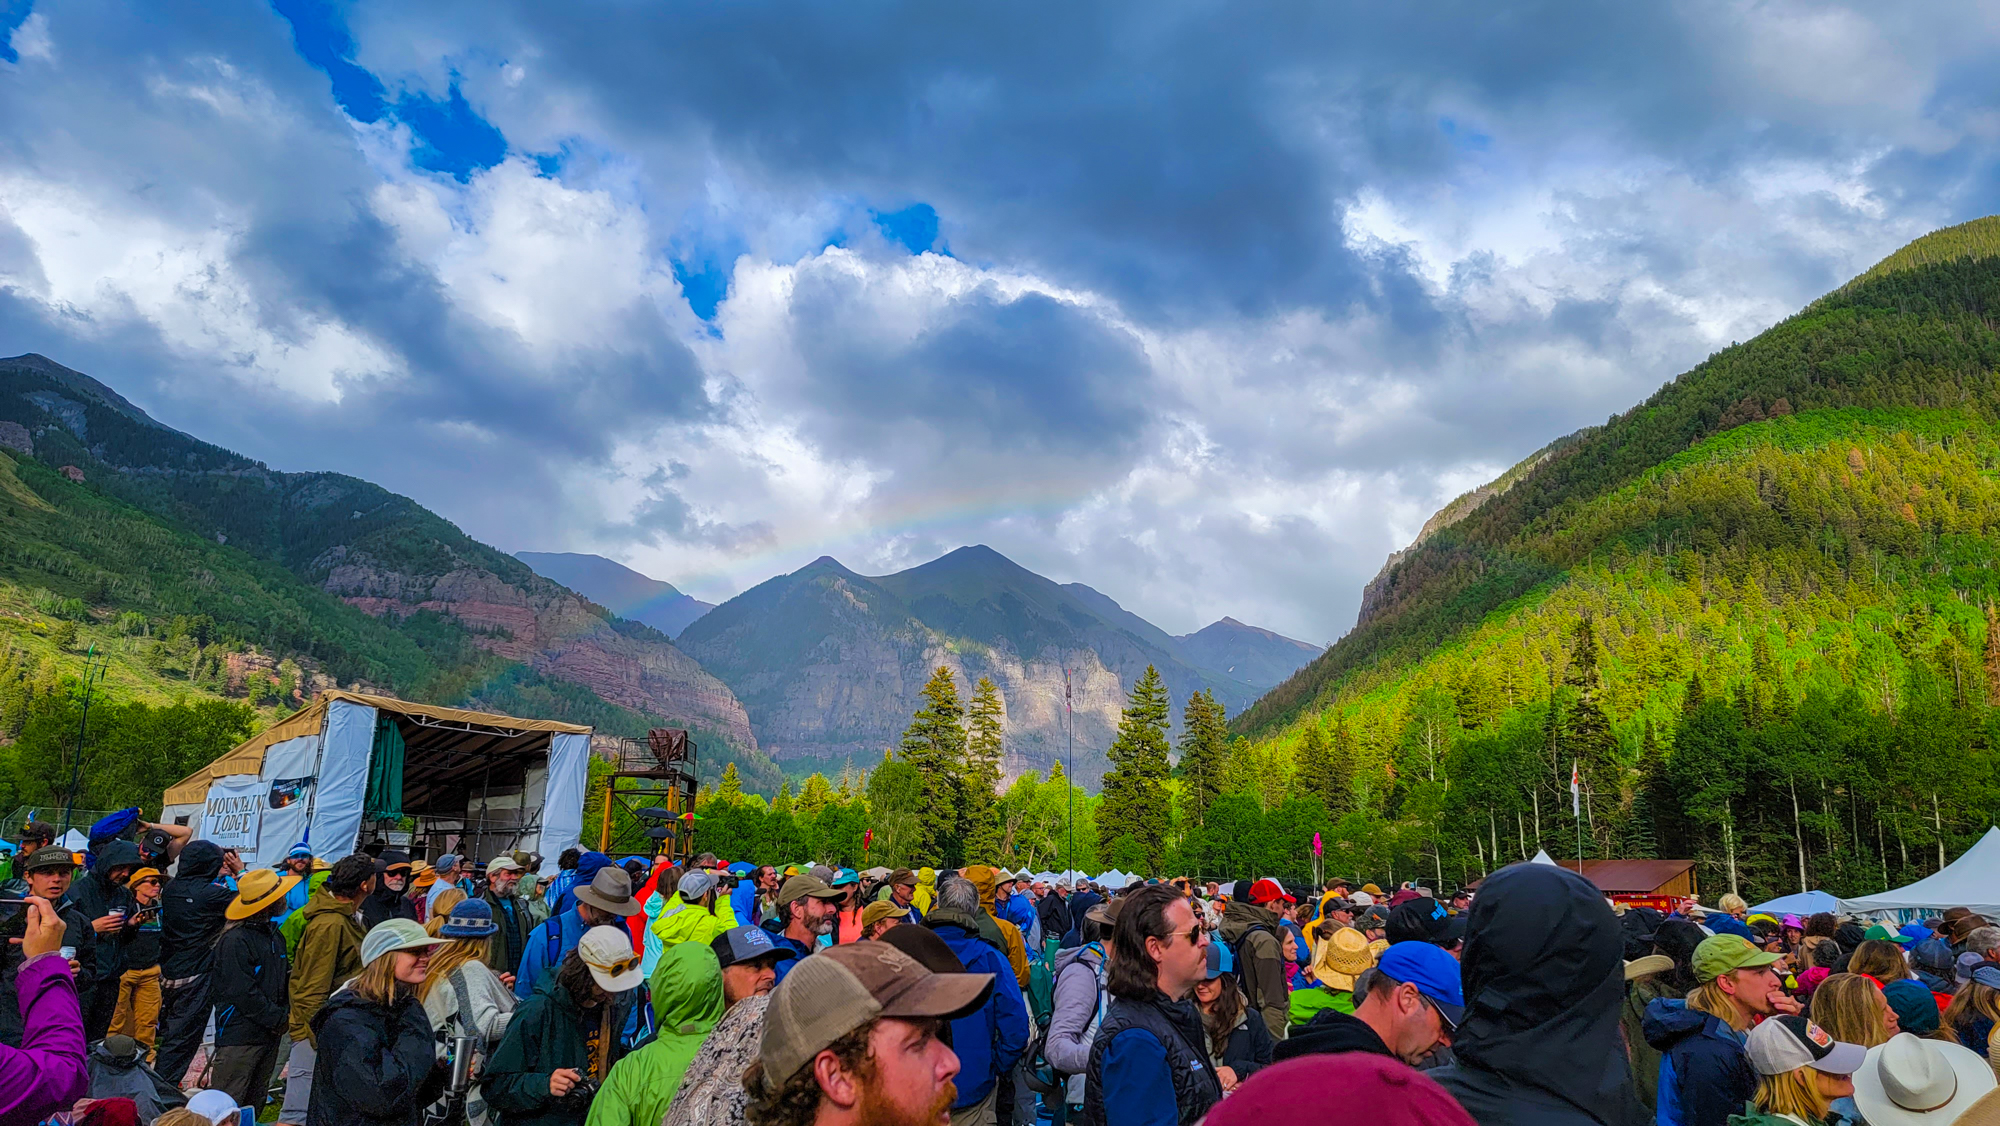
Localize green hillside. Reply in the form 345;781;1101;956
1220;219;2000;902
0;354;786;807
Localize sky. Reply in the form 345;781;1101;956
4;2;2000;645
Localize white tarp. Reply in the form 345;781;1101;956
1843;826;2000;919
58;829;86;852
256;733;320;868
1531;849;1559;866
310;699;378;866
536;731;590;877
198;775;265;855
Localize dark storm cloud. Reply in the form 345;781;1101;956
785;278;1151;460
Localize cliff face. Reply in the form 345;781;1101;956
323;552;756;750
677;547;1257;784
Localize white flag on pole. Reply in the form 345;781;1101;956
1570;762;1581;818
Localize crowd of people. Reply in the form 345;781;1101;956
9;815;2000;1126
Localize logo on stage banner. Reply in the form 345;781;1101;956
201;776;265;851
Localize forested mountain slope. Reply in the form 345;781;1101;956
1220;217;2000;902
0;355;783;795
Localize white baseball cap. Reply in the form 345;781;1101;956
577;925;645;993
1745;1015;1866;1077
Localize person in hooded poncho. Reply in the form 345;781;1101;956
583;944;724;1126
1431;863;1647;1126
914;867;938;915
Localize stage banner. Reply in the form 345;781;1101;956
200;776;265;855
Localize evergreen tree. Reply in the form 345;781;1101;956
1327;715;1357;814
708;762;744;807
1292;720;1340;809
1560;616;1621;851
865;751;925;868
1176;690;1228;827
771;781;794;817
961;677;1006;863
898;666;967;864
796;773;835;819
1096;665;1172;872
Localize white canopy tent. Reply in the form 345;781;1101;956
1842;826;2000;919
1530;848;1559;866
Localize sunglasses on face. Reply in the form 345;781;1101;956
1163;923;1210;945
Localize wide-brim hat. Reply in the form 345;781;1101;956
1317;926;1376;987
1856;1033;1999;1126
1624;954;1675;981
228;869;302;920
574;866;643;917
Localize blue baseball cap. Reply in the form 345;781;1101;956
1377;941;1465;1029
712;924;798;970
1206;939;1236;979
831;868;859;887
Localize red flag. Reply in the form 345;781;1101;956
863;829;873;850
1312;832;1323;857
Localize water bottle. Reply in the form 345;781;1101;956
450;1035;477;1092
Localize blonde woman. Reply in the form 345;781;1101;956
418;899;516;1126
309;918;450;1126
1734;1014;1865;1126
1811;974;1899;1049
423;887;468;935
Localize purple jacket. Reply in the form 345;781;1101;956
0;953;88;1126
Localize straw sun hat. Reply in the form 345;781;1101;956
227;868;302;920
1315;926;1377;991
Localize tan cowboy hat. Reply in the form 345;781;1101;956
1625;955;1675;982
227;868;302;920
1315;926;1376;990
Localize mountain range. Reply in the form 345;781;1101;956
514;551;715;638
531;545;1321;781
0;351;1317;791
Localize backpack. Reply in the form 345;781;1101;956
1230;924;1276;1017
1027;953;1057;1029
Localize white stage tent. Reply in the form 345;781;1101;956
1841;826;2000;919
1530;849;1559;866
161;689;591;877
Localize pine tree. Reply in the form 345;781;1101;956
1292;720;1339;808
771;781;794;817
898;666;967;864
1327;715;1357;814
796;773;835;818
1560;616;1621;853
961;677;1006;863
1096;665;1172;872
709;762;744;807
1176;690;1228;827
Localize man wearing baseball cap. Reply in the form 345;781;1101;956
743;940;993;1126
1644;933;1796;1126
713;924;797;1007
886;868;924;925
763;874;846;983
1277;941;1461;1066
480;854;532;980
0;846;79;1048
1220;878;1294;1039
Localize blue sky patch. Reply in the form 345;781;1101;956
0;0;36;64
872;203;943;255
272;0;505;182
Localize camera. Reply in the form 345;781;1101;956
563;1076;601;1104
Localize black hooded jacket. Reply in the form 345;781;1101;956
1431;864;1647;1126
62;840;140;987
160;841;236;979
361;877;419;931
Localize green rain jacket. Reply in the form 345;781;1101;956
583;944;725;1126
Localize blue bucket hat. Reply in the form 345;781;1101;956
439;897;501;939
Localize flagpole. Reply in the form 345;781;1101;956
1572;762;1583;874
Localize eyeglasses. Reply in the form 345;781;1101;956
1162;923;1209;945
